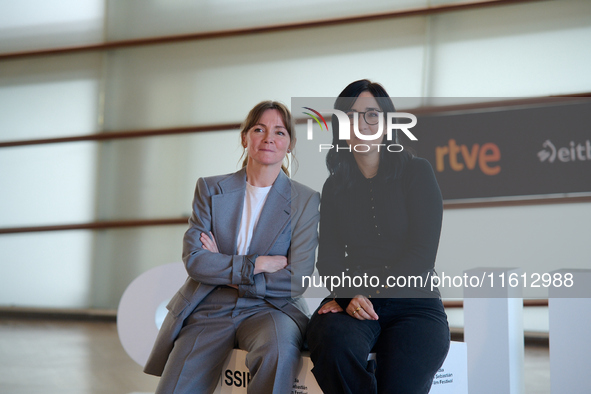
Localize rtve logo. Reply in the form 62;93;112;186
435;139;501;176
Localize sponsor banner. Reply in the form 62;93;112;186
293;97;591;202
409;99;591;202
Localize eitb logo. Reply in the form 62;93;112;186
302;107;418;152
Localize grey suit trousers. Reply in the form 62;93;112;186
155;286;302;394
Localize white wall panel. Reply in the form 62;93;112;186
103;18;427;130
90;226;187;309
95;131;243;221
0;143;97;227
0;0;104;53
429;0;591;97
436;202;591;299
106;0;433;40
0;231;93;308
0;54;103;141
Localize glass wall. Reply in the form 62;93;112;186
1;0;590;309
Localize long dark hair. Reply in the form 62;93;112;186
326;79;413;190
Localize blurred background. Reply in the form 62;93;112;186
0;1;590;391
2;0;590;312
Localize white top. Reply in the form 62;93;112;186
236;182;272;255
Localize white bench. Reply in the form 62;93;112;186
118;263;468;394
213;342;467;394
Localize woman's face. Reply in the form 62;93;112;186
345;91;385;155
242;109;291;170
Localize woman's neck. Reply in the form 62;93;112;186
353;152;380;179
245;162;282;187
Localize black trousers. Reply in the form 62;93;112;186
307;297;450;394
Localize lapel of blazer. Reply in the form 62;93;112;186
211;168;247;255
249;171;298;256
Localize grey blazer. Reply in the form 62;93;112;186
144;168;320;376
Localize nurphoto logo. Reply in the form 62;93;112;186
302;107;418;152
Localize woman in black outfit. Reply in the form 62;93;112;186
307;80;450;393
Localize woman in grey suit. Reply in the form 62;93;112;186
144;101;320;394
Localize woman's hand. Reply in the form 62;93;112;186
200;232;238;289
346;295;379;321
201;231;286;280
200;232;219;253
317;300;343;314
200;232;286;275
253;256;288;275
